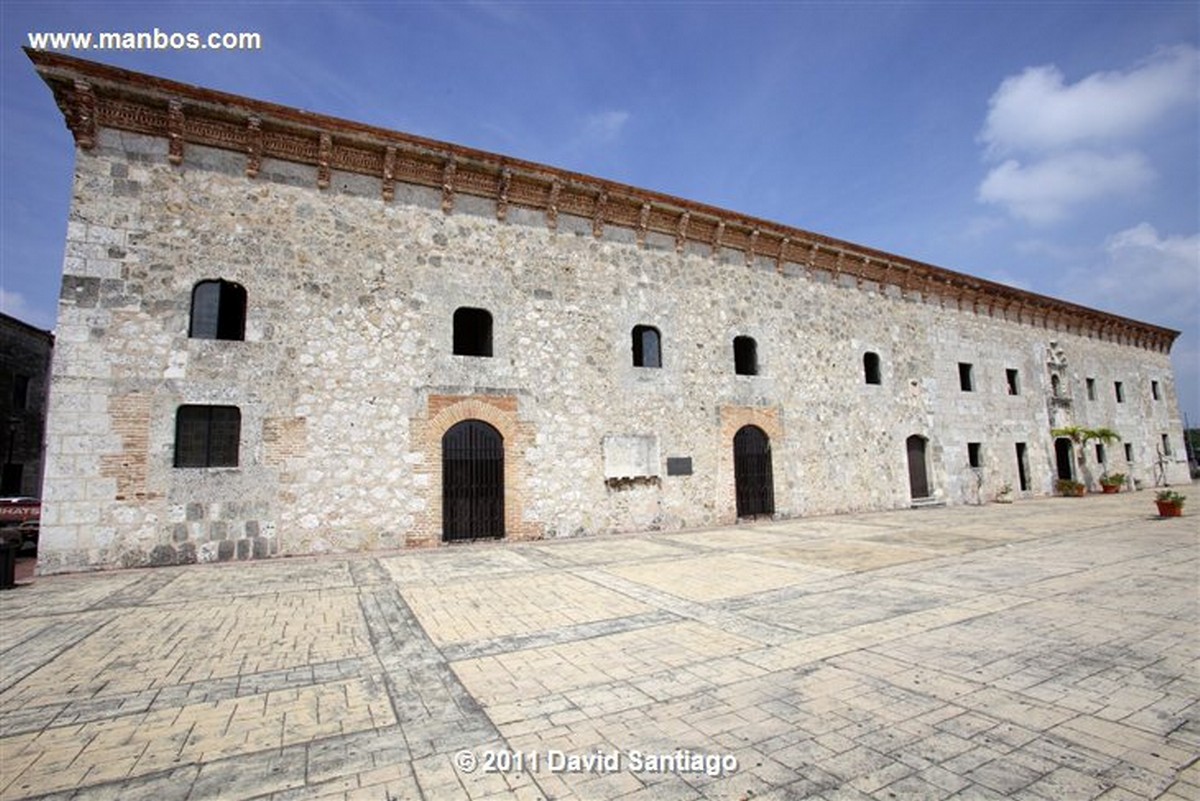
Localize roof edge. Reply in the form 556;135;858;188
25;48;1181;352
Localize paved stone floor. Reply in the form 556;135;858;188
1;486;1197;800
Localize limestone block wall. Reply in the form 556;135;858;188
37;126;1189;574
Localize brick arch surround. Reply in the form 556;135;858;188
409;394;540;546
717;406;784;522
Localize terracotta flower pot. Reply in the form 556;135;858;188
1155;501;1183;518
1101;484;1119;494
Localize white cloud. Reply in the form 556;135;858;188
981;45;1199;156
580;110;630;145
976;46;1198;223
1064;223;1199;331
978;151;1152;224
0;289;55;331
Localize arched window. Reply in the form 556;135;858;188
733;336;758;376
453;307;493;357
175;405;241;467
189;280;246;340
632;325;661;368
863;352;881;385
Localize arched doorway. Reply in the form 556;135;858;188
442;420;504;542
1054;437;1074;480
906;435;930;499
734;425;775;517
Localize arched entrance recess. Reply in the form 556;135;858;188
734;425;775;517
906;435;930;499
442;420;504;542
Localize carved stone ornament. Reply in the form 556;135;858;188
546;180;561;231
68;79;96;149
592;191;607;239
496;168;511;221
441;158;457;214
675;211;690;253
245;117;263;178
317;133;332;189
381;146;396;201
167;99;184;165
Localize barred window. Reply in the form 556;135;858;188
175;405;241;468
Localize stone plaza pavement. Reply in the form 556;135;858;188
1;488;1197;801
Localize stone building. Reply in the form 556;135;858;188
29;50;1190;574
0;312;53;499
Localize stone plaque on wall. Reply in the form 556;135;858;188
666;457;693;476
603;434;660;479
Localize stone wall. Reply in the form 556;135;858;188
36;127;1190;574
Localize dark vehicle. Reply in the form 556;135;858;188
0;498;40;552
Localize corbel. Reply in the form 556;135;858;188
775;237;789;274
68;79;96;150
546;179;561;231
711;220;725;257
167;99;185;165
245;117;263;179
636;202;651;247
441;157;456;214
592;190;607;238
746;229;759;267
496;168;512;221
675;211;690;253
381;145;396;201
317;132;332;189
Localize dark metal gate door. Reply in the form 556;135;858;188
442;420;504;542
734;425;775;517
907;435;930;499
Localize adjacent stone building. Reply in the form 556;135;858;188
29;50;1190;574
0;312;53;499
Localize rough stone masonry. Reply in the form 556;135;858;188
27;49;1190;574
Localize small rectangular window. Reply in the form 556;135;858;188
1151;380;1160;400
453;307;494;357
11;374;29;410
863;352;882;385
959;362;974;392
1095;444;1106;464
175;405;241;468
1086;378;1096;400
1161;434;1172;456
1115;381;1125;403
733;336;758;376
632;325;662;368
1124;443;1133;462
968;442;982;468
0;463;22;495
1005;369;1020;396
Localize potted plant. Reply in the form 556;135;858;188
995;483;1014;504
1099;473;1125;493
1056;478;1085;497
1155;490;1185;517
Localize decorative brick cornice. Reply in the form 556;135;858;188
27;48;1180;353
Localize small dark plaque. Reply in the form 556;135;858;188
666;457;693;476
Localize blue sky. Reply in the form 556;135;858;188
2;2;1198;422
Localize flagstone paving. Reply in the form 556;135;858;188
1;486;1196;800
